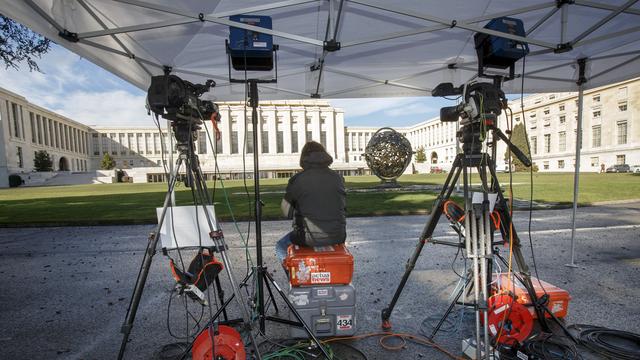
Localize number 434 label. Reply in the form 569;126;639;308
336;315;353;330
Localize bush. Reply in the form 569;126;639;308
101;153;116;170
33;150;53;172
8;174;23;187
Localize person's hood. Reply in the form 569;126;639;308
300;150;333;169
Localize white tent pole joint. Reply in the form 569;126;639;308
567;57;588;268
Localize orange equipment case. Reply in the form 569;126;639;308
284;244;354;287
492;273;571;319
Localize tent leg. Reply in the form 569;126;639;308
566;64;586;268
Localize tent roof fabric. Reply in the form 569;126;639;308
2;0;640;100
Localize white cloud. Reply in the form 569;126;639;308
0;45;149;127
51;90;149;127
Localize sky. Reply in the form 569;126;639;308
0;44;453;128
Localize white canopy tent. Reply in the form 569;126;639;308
3;0;640;264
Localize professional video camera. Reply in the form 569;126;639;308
147;74;220;148
432;81;508;155
147;74;217;123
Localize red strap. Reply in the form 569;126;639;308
210;112;221;141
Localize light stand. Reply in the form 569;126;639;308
230;78;331;359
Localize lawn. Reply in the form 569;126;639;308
0;172;638;226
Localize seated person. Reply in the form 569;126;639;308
275;141;347;267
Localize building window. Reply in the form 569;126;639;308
559;131;566;152
92;133;99;155
43;118;49;146
102;134;110;154
261;130;269;153
617;87;627;99
36;115;42;144
54;121;59;148
111;133;118;155
558;160;564;169
16;146;23;168
120;133;128;155
276;130;284;153
543;108;550;115
559;104;565;111
617;121;627;145
543;161;549;170
529;112;536;118
215;134;222;154
592;94;600;102
559;115;566;124
11;103;21;138
618;102;627;112
590;157;599;167
136;133;144;154
531;136;537;155
616;155;626;165
246;130;254;154
198;131;207;154
306;130;313;143
592;125;601;148
231;131;238;154
592;110;601;118
320;131;327;148
291;130;298;153
544;134;551;153
29;113;36;143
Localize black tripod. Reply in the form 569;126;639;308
222;79;331;359
117;119;260;360
380;119;559;353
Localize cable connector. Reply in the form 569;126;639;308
58;29;79;43
554;42;573;54
556;0;575;8
323;39;341;52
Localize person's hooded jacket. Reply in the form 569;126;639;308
281;142;346;247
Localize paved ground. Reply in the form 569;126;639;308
1;202;639;359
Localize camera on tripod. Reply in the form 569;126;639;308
147;74;218;123
147;74;220;147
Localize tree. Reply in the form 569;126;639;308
33;150;53;171
415;146;427;163
101;153;116;170
504;123;538;172
1;14;51;71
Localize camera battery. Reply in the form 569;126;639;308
284;244;354;287
288;284;357;338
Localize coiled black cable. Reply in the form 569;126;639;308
522;334;581;360
570;324;640;360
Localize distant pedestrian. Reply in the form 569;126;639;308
600;163;605;173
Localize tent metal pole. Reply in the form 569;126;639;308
567;58;587;268
348;0;557;49
570;0;639;45
574;0;640;16
526;6;560;36
112;0;325;47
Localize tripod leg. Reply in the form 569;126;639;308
263;270;332;360
262;269;280;314
117;157;183;360
381;156;463;328
214;276;229;322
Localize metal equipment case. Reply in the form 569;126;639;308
287;284;357;338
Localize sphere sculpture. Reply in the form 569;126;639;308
364;127;413;185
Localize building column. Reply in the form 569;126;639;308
238;106;247;154
335;110;345;161
219;105;231;155
323;110;336;159
310;109;320;142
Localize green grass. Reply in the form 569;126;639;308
0;173;638;226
